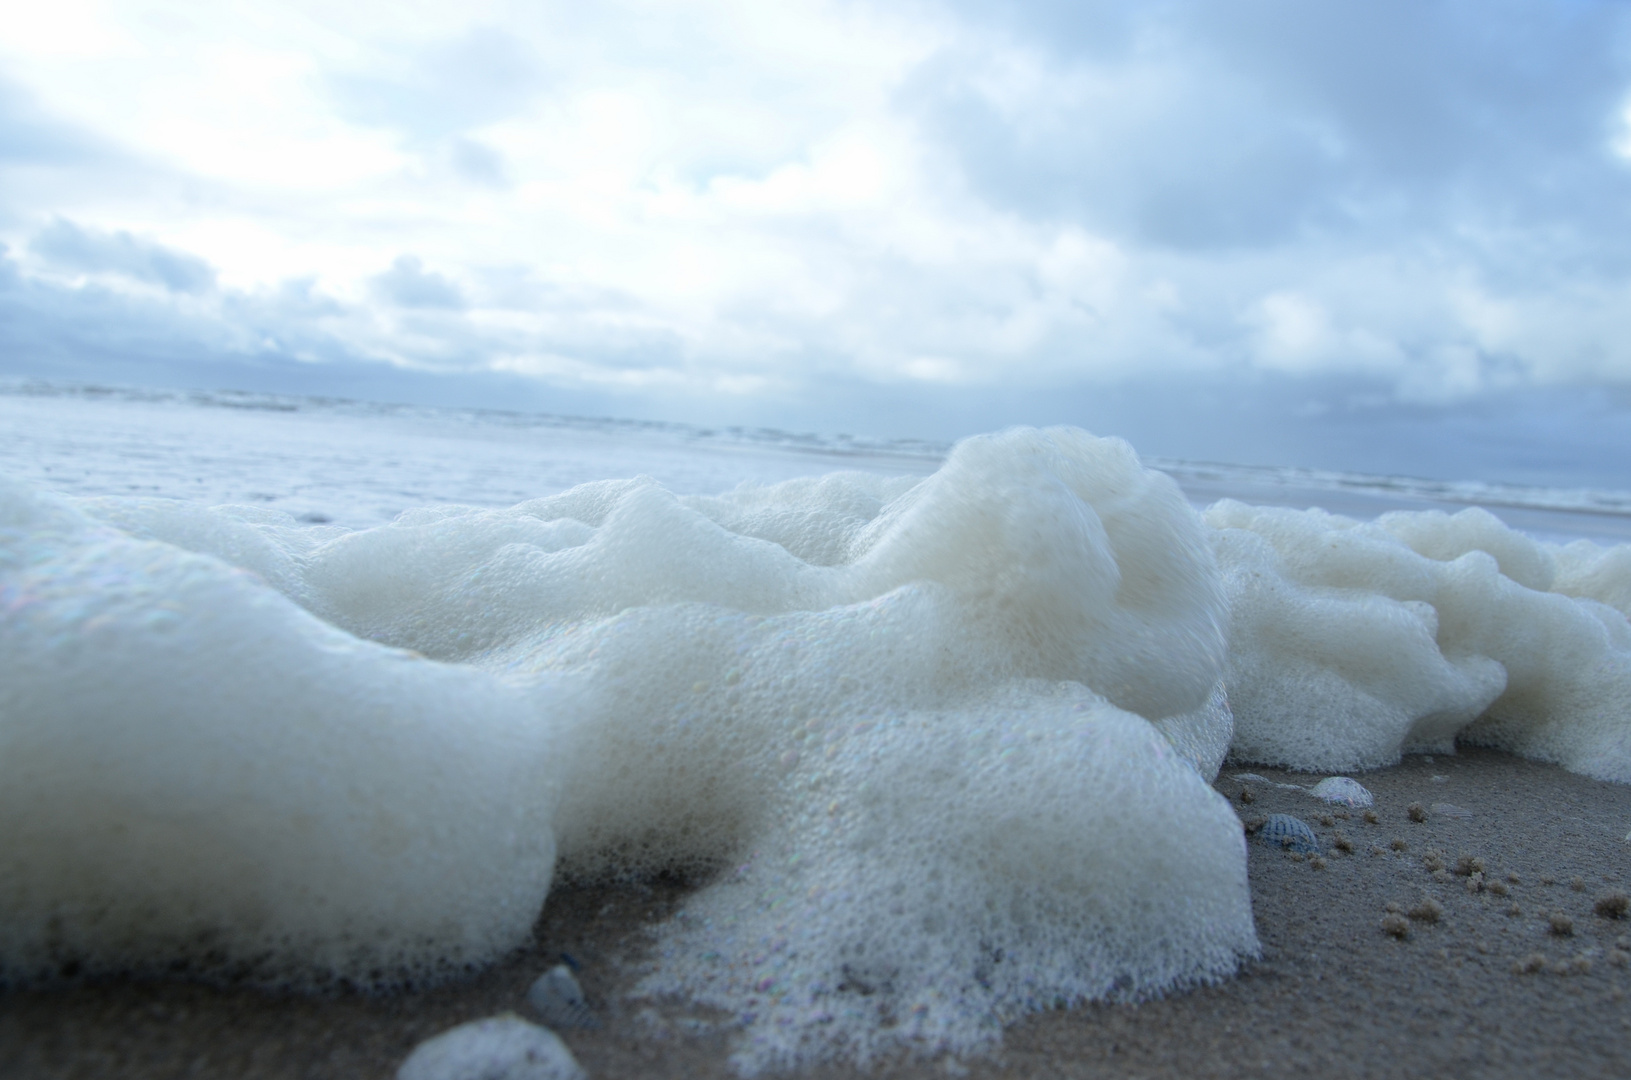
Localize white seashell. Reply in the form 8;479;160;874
1430;802;1472;819
1307;777;1374;808
527;965;597;1029
397;1014;585;1080
1256;814;1320;854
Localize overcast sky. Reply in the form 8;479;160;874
4;0;1631;484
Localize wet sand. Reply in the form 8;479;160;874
4;745;1630;1079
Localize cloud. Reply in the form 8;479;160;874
919;0;1631;249
328;27;544;142
0;78;106;166
370;256;465;310
2;0;1631;483
30;218;217;294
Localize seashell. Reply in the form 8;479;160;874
1308;777;1374;808
526;964;598;1029
1430;802;1472;819
1256;814;1320;854
397;1014;585;1080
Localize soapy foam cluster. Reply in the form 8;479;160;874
9;422;1631;1069
1211;501;1631;780
0;427;1252;1068
0;479;558;988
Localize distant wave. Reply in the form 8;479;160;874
1151;456;1631;520
7;377;1631;524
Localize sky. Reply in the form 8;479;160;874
4;0;1631;485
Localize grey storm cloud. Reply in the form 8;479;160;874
921;0;1631;251
30;218;216;294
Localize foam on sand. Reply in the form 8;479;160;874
15;423;1631;1069
0;427;1257;1069
1210;502;1631;781
0;478;559;987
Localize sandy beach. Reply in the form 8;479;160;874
3;745;1629;1079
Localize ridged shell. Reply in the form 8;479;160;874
1308;777;1374;808
526;965;598;1029
1257;813;1320;854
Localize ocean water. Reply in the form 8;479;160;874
4;383;1630;1072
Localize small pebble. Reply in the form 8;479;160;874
1408;803;1427;823
1550;913;1575;936
396;1015;586;1080
1382;914;1410;939
1309;855;1327;870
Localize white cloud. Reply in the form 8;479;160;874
2;0;1631;446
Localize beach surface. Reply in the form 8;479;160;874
3;745;1629;1080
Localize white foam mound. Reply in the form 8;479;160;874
0;478;559;987
638;683;1251;1072
1209;502;1631;781
3;427;1256;1068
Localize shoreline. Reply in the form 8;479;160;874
4;746;1630;1079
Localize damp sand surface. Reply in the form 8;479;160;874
4;745;1631;1080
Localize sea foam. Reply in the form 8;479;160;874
1211;501;1631;781
0;477;558;988
5;425;1631;1070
